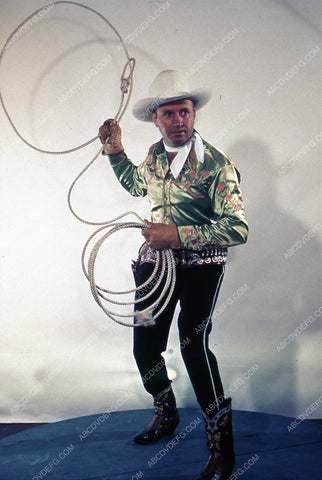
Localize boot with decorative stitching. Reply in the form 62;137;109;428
197;397;235;479
134;384;179;444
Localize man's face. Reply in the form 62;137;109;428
151;99;196;147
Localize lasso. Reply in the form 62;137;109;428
0;1;176;327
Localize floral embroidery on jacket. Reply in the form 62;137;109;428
108;138;248;250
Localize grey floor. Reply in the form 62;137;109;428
0;408;321;480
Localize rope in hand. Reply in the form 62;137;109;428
0;1;176;327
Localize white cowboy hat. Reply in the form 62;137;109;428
132;69;211;122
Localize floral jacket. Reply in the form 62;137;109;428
108;137;248;251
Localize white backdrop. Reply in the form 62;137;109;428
0;0;321;423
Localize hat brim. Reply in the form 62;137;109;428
132;88;211;122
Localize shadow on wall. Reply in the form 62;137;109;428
226;137;321;417
276;0;322;36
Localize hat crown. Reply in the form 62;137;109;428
149;70;190;98
132;69;211;121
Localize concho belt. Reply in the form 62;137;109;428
136;242;227;268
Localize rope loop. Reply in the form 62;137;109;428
83;215;177;328
0;1;135;154
0;2;176;328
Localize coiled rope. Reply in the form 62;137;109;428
0;1;176;327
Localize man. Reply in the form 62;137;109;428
99;70;248;480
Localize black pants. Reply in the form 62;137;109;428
133;261;225;412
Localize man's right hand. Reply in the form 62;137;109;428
99;119;124;155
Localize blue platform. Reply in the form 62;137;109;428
0;408;321;480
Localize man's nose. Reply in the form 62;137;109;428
173;113;183;126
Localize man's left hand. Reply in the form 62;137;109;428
142;221;181;250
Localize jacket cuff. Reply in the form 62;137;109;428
177;225;200;250
107;151;127;166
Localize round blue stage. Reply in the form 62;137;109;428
0;408;321;479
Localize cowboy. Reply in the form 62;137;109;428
99;70;248;480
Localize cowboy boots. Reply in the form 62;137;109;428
134;384;179;444
197;398;235;480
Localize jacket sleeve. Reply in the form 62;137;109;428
177;164;248;249
108;151;148;197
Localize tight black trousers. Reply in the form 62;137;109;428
133;261;225;412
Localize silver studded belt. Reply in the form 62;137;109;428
137;243;227;268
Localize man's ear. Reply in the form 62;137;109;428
151;111;159;127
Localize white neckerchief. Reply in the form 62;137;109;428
164;132;204;179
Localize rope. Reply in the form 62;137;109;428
0;1;176;327
83;218;176;328
0;1;135;154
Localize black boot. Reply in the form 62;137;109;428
197;398;235;480
134;384;179;444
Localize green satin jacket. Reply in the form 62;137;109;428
108;137;248;251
